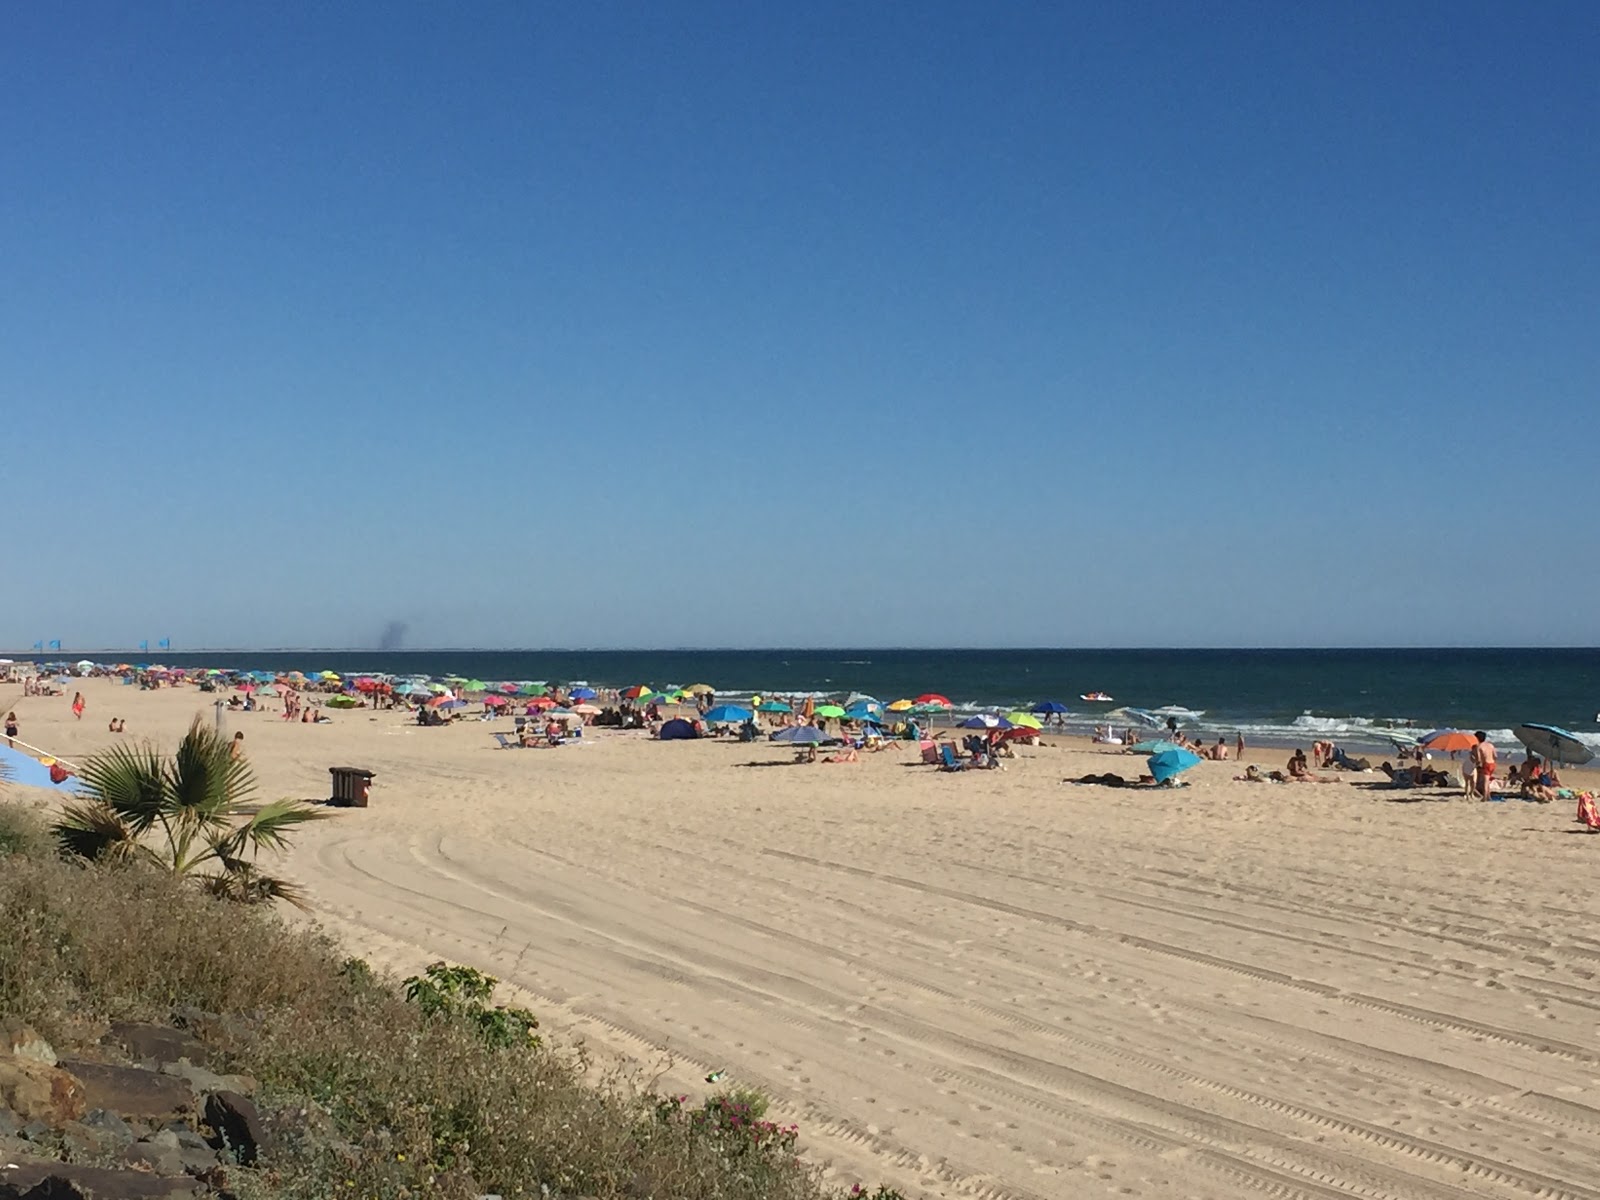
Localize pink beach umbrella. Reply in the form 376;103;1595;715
483;694;509;707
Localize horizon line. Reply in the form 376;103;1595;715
4;644;1596;655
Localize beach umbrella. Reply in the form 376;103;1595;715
960;714;1012;730
1515;724;1595;766
526;695;558;709
845;692;880;708
703;704;754;724
684;684;715;695
497;681;520;693
272;682;296;696
461;679;488;693
1032;700;1071;715
772;725;827;744
570;703;600;715
1148;747;1202;784
1129;739;1184;755
757;700;791;713
1421;730;1478;752
428;683;452;695
844;702;884;721
319;671;340;681
236;683;258;694
483;694;509;707
325;695;359;709
916;694;953;708
886;699;915;712
569;687;597;700
1005;712;1044;729
622;684;652;699
393;682;428;695
814;704;847;719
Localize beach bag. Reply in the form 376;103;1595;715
1577;793;1600;831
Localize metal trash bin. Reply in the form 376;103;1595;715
328;766;376;808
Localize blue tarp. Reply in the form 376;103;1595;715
0;743;89;794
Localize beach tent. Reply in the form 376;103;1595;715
658;718;699;740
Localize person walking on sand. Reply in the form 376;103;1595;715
1236;732;1246;760
1471;731;1497;799
231;731;246;760
71;691;85;720
4;711;17;748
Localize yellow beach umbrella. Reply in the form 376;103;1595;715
887;699;915;712
684;683;715;695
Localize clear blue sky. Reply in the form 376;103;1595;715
2;2;1595;650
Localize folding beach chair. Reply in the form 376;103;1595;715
491;732;520;750
938;744;967;772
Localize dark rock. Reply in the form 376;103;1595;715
0;1061;85;1128
176;1145;219;1176
0;1159;207;1198
122;1139;185;1177
0;1110;20;1138
203;1092;265;1166
18;1121;52;1143
56;1063;193;1123
106;1025;212;1072
80;1109;137;1145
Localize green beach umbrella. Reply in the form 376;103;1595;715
814;704;846;719
1005;712;1044;729
757;701;791;713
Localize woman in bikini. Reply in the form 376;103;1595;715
1471;731;1496;800
71;692;85;720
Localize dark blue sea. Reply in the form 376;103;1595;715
21;648;1599;749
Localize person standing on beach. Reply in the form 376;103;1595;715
1471;731;1497;799
4;712;17;748
71;692;85;720
1236;732;1246;760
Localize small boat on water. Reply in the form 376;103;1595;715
1080;691;1115;702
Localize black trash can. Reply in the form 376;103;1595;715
329;766;376;808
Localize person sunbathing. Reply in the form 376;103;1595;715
822;747;858;763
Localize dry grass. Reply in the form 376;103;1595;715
0;801;864;1200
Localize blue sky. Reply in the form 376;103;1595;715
2;2;1595;650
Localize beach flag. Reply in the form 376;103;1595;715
139;641;148;652
32;640;42;651
48;640;61;651
158;638;170;650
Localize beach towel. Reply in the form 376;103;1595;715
1577;793;1599;831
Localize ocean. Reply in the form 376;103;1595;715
19;647;1599;751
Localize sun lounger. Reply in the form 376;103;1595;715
938;744;966;772
491;732;520;749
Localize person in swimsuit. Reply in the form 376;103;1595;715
1471;731;1496;800
71;692;85;720
4;712;17;747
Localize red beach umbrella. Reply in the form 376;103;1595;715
622;684;651;699
1421;730;1478;752
916;694;953;708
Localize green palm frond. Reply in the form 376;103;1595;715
167;718;257;820
54;799;145;863
77;741;169;834
195;861;312;910
215;797;329;859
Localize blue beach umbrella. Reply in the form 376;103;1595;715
1147;747;1202;784
1129;739;1183;755
703;704;754;724
569;687;598;700
1515;724;1595;766
757;701;792;713
844;702;884;721
771;725;827;744
960;713;1013;730
1032;700;1071;715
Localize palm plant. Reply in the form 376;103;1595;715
54;718;327;907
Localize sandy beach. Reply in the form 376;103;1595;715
8;677;1600;1200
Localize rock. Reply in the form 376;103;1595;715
203;1092;265;1166
0;1025;57;1069
0;1110;20;1138
160;1125;209;1152
0;1061;85;1128
122;1139;185;1177
106;1025;212;1072
0;1159;207;1197
80;1109;137;1145
157;1062;255;1098
55;1063;193;1123
18;1121;51;1143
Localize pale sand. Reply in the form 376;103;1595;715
10;678;1600;1200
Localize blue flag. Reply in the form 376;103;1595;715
158;638;171;650
139;641;149;652
48;640;61;651
32;640;43;651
